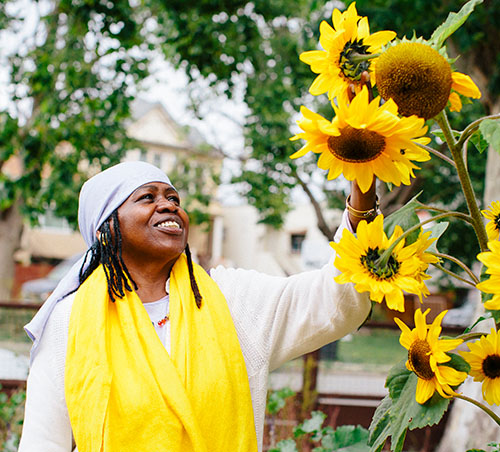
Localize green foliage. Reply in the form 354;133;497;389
383;194;421;245
269;410;370;452
293;411;370;452
270;438;299;452
429;0;484;49
0;385;25;451
266;387;296;416
467;443;500;452
480;119;500;153
470;128;490;153
0;0;153;226
368;355;469;452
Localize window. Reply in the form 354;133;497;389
290;233;306;254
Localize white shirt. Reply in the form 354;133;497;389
19;211;371;452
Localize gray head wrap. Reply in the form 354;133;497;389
24;161;173;360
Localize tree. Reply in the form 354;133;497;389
160;0;499;286
0;0;153;298
155;0;344;238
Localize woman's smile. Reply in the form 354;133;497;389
154;217;183;234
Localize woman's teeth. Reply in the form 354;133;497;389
157;221;180;229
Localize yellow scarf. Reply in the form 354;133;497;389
65;254;258;452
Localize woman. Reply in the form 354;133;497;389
19;161;377;452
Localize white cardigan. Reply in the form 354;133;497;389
19;216;371;452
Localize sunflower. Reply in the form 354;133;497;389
476;240;500;310
460;328;500;405
300;2;396;104
482;201;500;241
290;86;430;193
395;308;467;404
331;215;436;311
404;230;441;298
373;42;481;119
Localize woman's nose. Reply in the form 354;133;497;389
156;198;178;212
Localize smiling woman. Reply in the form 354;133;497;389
18;161;376;452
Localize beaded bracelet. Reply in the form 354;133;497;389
346;194;380;219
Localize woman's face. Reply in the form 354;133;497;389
116;182;189;265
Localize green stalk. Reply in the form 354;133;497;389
430;262;477;287
429;251;480;285
456;113;500;150
435;111;489;252
454;393;500;427
376;211;474;269
416;142;456;168
348;52;380;64
456;331;487;342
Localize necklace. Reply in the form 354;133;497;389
157;314;169;327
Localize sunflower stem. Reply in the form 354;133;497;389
454;393;500;427
429;252;480;285
416;142;456;168
348;52;380;64
376;211;475;269
430;262;477;287
455;331;486;342
435;110;489;252
416;203;475;225
457;113;500;150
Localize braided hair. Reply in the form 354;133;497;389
67;208;203;307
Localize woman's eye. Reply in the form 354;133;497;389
139;193;154;201
168;196;180;204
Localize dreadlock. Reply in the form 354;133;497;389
66;209;137;302
67;210;203;307
185;243;203;308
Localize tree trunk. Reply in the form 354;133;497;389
300;349;320;419
0;201;23;300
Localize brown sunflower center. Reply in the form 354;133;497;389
409;339;434;380
360;247;400;279
328;126;385;163
375;42;452;120
338;39;371;81
495;215;500;231
482;354;500;379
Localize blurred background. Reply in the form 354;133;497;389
0;0;498;450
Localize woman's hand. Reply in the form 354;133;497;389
347;179;378;231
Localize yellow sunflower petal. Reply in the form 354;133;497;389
451;72;481;99
415;378;436;404
448;92;462;112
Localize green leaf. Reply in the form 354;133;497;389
432;129;460;142
426;221;449;253
269;439;299;452
368;360;451;452
463;312;493;333
442;352;471;374
383;193;422;245
429;0;484;48
325;425;370;452
470;129;490;153
294;411;327;437
266;387;296;415
480;119;500;154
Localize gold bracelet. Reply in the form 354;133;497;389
346;195;380;219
